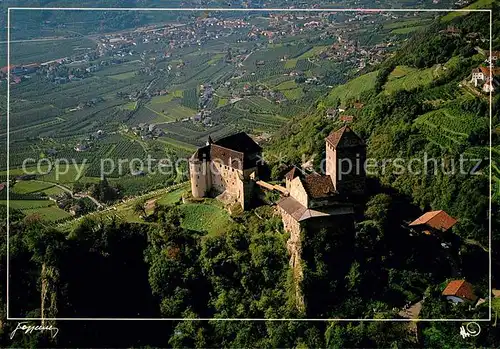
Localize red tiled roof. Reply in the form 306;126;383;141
0;65;15;73
302;173;336;199
325;126;364;148
340;115;354;122
409;210;457;232
479;66;500;77
442;280;477;302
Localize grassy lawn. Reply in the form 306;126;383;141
120;101;138;111
296;45;328;59
207;53;225;64
12;181;54;194
0;199;54;210
326;70;379;106
156;187;187;205
275;80;298;90
217;98;228;107
150;94;175;104
285;59;298;69
179;202;233;236
145;106;177;123
42;185;67;196
383;19;427;30
172;90;184;98
23;206;72;221
156;137;197;153
146;100;196;122
283;88;304;100
109;71;136;80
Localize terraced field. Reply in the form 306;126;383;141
109;71;137;80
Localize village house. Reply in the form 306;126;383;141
326;108;338;119
471;66;500;93
74;144;90;152
339;115;354;123
442;280;478;304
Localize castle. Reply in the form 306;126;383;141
189;126;366;218
189;126;366;311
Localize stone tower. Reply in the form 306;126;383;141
189;145;211;198
325;126;366;195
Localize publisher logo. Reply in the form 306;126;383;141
459;322;481;339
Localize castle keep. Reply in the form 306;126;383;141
189;132;262;210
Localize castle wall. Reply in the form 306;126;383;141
289;177;308;207
241;167;257;210
209;161;253;208
278;206;305;311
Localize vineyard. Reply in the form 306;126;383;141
326;70;379;106
414;108;487;150
383;65;438;94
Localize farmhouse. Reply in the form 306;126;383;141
409;210;457;237
442;280;478;304
339;115;354;123
470;66;500;92
326;108;337;119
